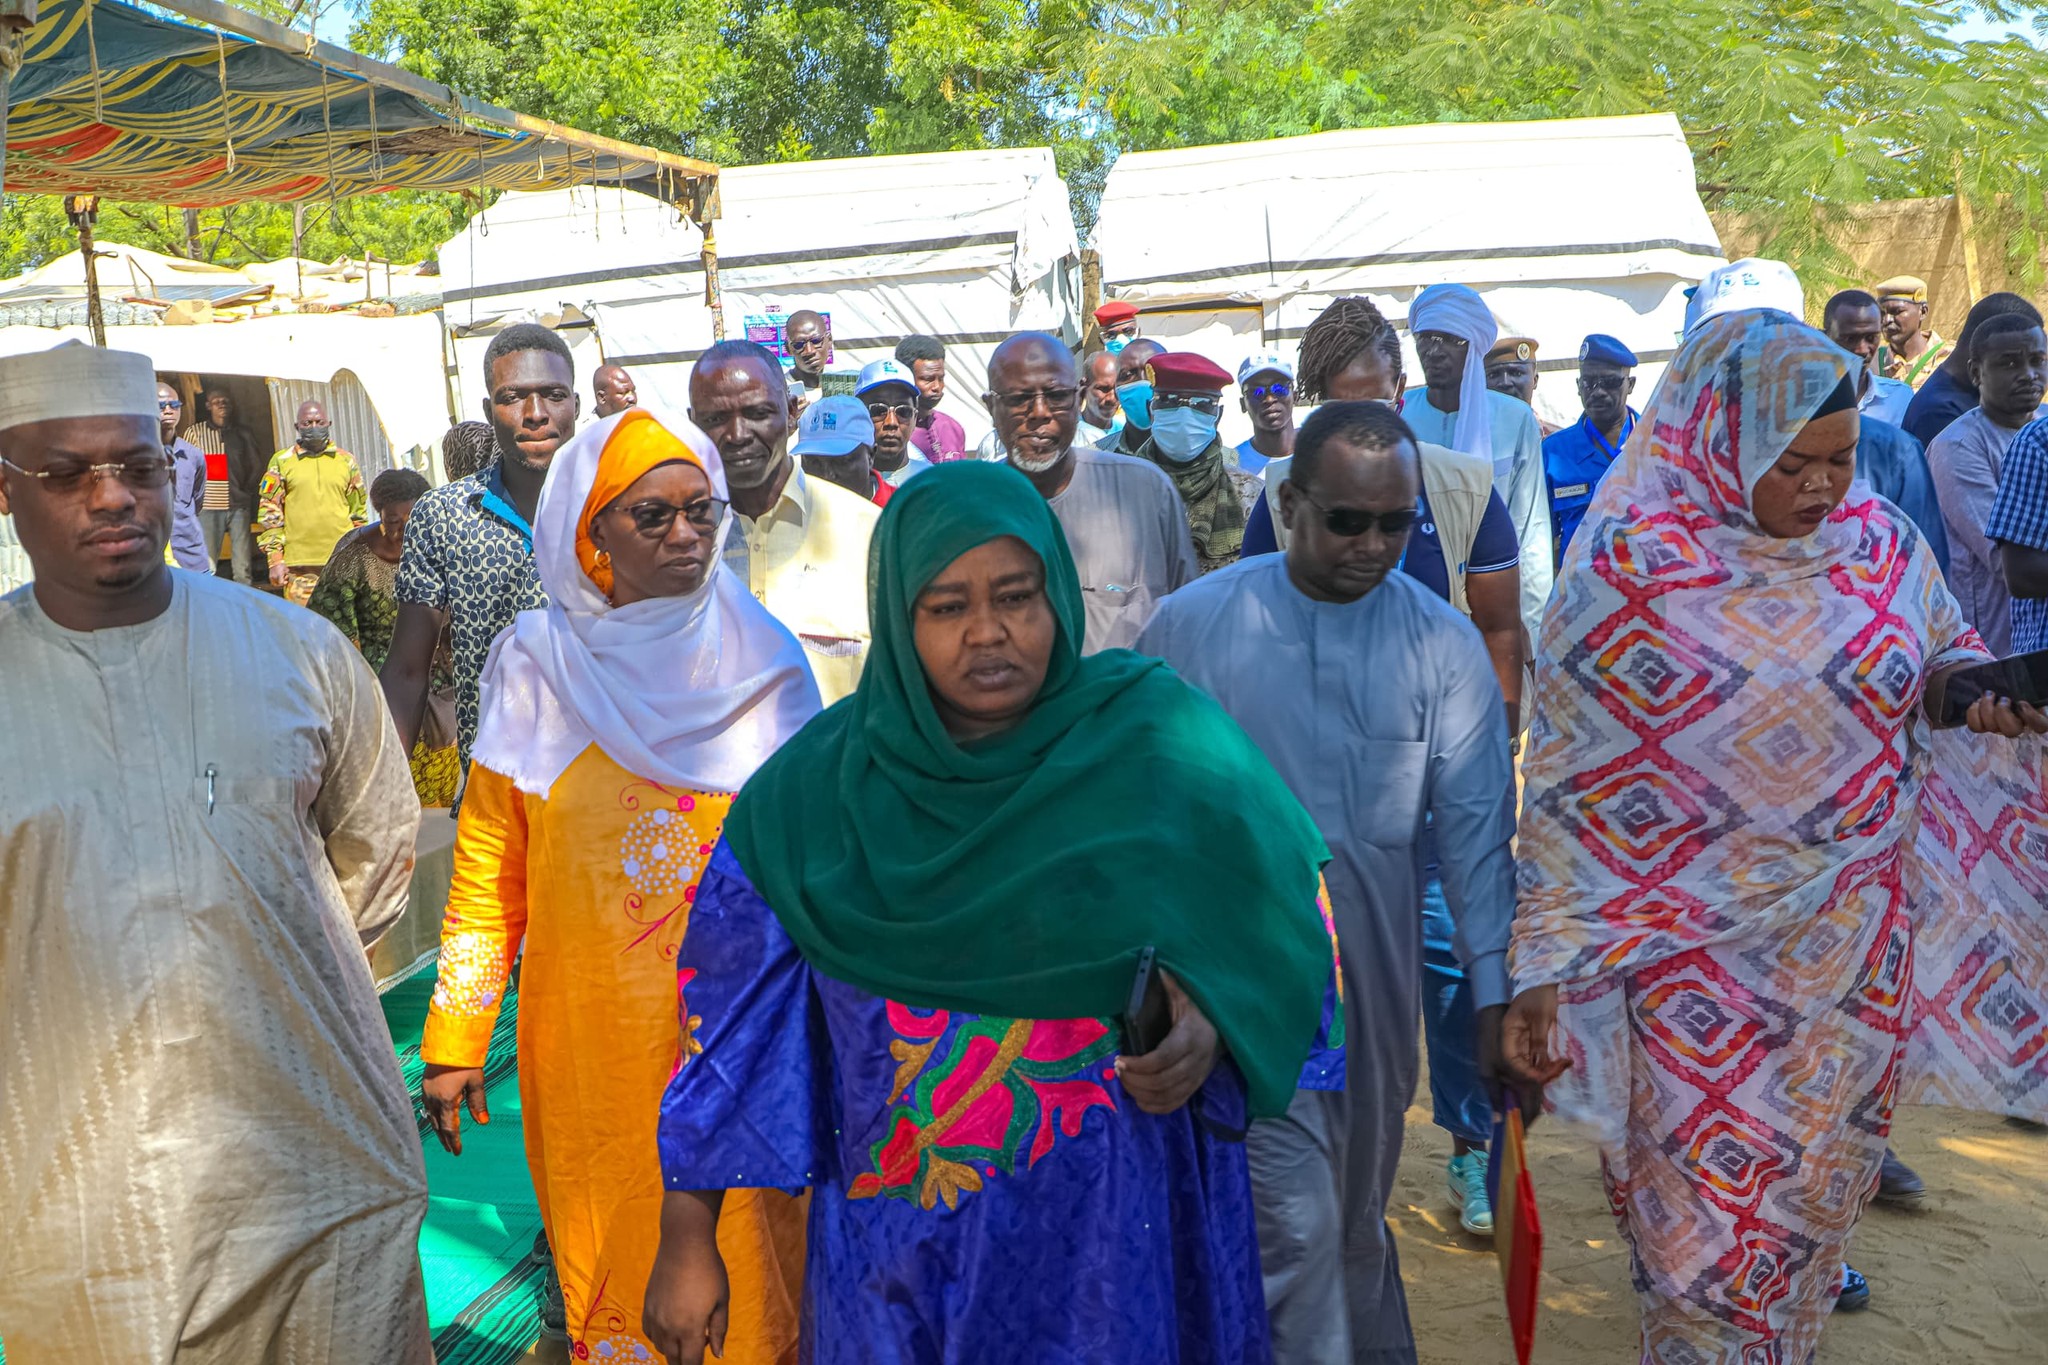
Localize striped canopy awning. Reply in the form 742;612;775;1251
4;0;718;210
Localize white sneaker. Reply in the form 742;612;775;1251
1448;1151;1494;1237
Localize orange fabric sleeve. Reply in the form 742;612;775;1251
421;763;530;1068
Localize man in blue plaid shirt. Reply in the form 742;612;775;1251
1991;416;2048;654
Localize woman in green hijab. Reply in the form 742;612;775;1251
644;461;1336;1365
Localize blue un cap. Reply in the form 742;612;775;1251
1579;334;1638;368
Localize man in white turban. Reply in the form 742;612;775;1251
1401;283;1553;651
0;342;432;1363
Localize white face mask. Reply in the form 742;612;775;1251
1150;407;1219;463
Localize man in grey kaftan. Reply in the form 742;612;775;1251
1138;401;1518;1365
0;342;431;1364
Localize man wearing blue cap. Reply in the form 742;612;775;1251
854;358;934;489
791;395;891;506
1541;334;1638;567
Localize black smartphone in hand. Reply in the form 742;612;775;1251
1939;649;2048;727
1121;945;1172;1056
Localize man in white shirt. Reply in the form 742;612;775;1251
691;340;881;703
1825;289;1915;426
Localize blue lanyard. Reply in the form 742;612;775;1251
478;464;534;549
1584;410;1636;464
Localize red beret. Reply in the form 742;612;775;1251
1093;299;1139;325
1146;351;1232;392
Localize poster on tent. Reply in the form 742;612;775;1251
744;311;834;373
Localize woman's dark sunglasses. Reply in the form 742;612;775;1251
617;497;727;537
1295;485;1420;538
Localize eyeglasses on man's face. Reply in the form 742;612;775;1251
1154;393;1224;417
1244;383;1293;403
988;386;1080;417
1;453;172;493
867;401;917;423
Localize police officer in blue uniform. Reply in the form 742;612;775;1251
1542;333;1639;566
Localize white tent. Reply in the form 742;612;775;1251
1094;114;1724;436
437;148;1084;434
0;312;449;463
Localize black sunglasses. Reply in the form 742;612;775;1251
1294;485;1419;538
615;497;728;537
867;401;917;422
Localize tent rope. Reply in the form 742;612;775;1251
83;0;103;124
215;30;237;173
366;72;380;176
316;58;339;208
474;123;488;237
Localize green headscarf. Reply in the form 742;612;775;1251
724;460;1331;1117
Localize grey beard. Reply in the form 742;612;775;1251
1010;445;1066;474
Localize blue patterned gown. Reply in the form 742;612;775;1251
657;841;1343;1365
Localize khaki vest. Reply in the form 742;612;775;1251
1264;440;1494;616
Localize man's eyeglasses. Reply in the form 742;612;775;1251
1154;393;1224;417
1293;485;1420;538
615;496;728;537
0;453;171;492
867;401;917;423
157;398;183;411
1244;383;1293;402
988;387;1079;416
788;337;828;352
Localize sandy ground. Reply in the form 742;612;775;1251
1393;1077;2048;1363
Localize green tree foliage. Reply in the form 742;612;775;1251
3;0;2043;287
0;191;471;279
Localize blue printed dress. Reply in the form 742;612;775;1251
658;841;1343;1365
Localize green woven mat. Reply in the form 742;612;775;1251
390;966;548;1365
2;967;546;1365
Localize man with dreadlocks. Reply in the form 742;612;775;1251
439;422;497;483
1245;294;1525;1244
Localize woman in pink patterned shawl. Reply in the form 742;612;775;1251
1504;308;2048;1363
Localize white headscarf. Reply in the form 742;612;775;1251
1408;283;1498;462
470;407;822;798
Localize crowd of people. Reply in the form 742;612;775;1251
3;253;2048;1365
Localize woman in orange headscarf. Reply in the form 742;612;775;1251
419;408;821;1363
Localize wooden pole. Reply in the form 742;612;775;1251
65;195;106;346
1080;248;1103;351
1955;189;1985;302
703;222;723;340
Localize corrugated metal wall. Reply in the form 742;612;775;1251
267;367;433;480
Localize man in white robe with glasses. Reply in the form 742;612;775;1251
0;342;431;1363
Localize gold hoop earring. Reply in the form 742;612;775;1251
596;549;611;567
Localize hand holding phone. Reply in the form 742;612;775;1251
1121;946;1172;1056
